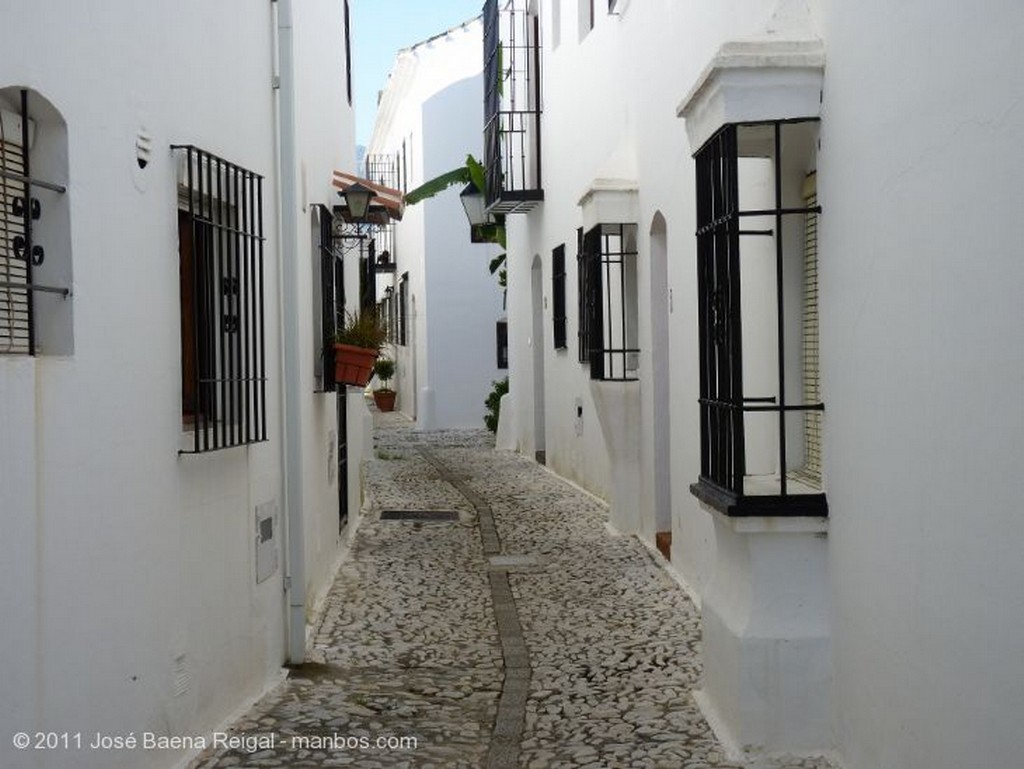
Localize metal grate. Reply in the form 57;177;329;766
316;204;343;392
576;227;589;364
496;319;508;369
0;90;69;356
691;120;826;515
0;135;29;354
552;244;567;349
397;272;408;346
174;145;268;453
582;223;639;381
380;510;459;522
483;0;543;213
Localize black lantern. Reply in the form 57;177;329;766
459;183;489;227
341;181;374;221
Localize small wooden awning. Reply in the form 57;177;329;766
332;170;405;224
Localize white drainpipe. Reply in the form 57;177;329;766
274;0;306;664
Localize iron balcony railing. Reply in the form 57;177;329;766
483;0;543;214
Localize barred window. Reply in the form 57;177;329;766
496;319;508;369
551;244;567;349
397;272;409;346
344;0;353;106
580;223;639;381
690;120;825;516
0;88;71;356
576;227;588;363
313;204;344;392
174;145;267;453
483;0;544;213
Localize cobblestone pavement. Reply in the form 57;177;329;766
192;411;835;769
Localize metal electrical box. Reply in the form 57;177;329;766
255;501;279;584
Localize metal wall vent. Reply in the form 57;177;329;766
136;128;152;169
172;653;190;697
255;501;279;583
380;510;459;522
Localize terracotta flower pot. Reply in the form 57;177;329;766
373;389;396;412
334;343;378;388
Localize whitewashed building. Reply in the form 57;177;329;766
0;2;374;768
367;17;506;430
494;0;1024;766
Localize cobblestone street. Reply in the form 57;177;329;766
192;412;835;769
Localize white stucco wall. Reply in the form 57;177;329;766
368;18;503;432
505;0;1024;766
822;4;1024;768
291;0;360;603
0;3;357;768
506;0;786;577
421;78;504;430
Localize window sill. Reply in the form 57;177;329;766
179;422;268;454
690;476;828;518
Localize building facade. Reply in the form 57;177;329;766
367;17;506;430
0;3;370;768
494;0;1024;766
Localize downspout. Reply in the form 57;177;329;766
274;0;307;664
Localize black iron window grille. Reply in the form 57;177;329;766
581;223;639;381
364;153;398;190
552;244;567;349
576;227;589;363
315;204;344;392
378;293;392;343
344;0;353;106
401;140;408;195
388;290;397;343
0;89;69;356
360;238;376;312
483;0;543;214
363;155;397;272
174;145;267;453
397;272;409;346
690;119;826;516
496;319;508;369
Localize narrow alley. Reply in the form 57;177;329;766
191;412;834;769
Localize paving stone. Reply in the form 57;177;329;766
190;409;835;769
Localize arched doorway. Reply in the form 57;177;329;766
649;212;672;553
531;255;546;462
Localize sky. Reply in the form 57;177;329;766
351;0;485;149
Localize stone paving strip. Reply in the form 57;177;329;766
191;411;836;769
420;448;530;769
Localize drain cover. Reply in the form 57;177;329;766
488;554;550;569
380;510;460;522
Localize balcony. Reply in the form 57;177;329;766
483;0;543;214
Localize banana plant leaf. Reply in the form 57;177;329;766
403;165;472;205
466;154;487;196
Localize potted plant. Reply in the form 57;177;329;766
372;358;397;412
333;311;387;388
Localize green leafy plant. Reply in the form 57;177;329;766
404;154;507;290
484;377;509;433
372;358;395;392
335;311;387;352
404;154;486;206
